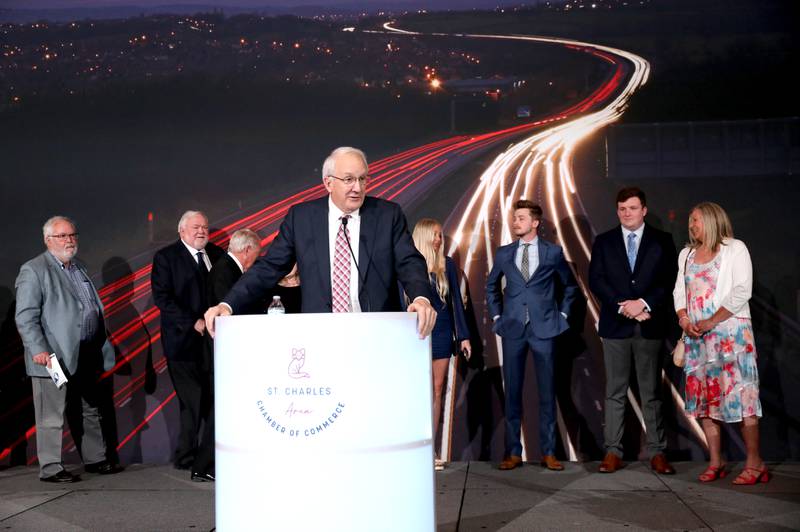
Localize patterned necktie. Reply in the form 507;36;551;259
520;243;531;282
627;233;637;270
332;215;351;313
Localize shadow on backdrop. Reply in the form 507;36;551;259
102;256;156;464
0;286;32;468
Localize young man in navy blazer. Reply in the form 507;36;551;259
588;187;677;475
487;200;578;471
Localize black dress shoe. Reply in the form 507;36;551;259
85;461;124;475
41;470;80;483
174;462;192;471
191;471;215;482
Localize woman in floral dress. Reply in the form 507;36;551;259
673;202;767;485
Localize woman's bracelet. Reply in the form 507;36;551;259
678;316;690;324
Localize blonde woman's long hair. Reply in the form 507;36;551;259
688;201;733;251
412;218;448;300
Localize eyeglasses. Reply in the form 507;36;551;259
327;174;369;187
48;233;79;241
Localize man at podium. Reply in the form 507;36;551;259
205;146;436;339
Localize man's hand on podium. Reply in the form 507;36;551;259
204;304;232;338
206;300;435;339
407;298;437;339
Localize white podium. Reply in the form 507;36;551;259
214;312;435;531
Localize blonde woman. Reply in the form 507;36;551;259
673;202;766;484
412;218;471;471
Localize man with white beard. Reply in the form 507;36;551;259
15;216;121;482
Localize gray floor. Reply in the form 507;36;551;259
1;462;798;531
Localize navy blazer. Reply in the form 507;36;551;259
588;223;677;339
402;256;470;341
152;239;224;361
486;238;578;340
224;196;432;313
443;256;470;342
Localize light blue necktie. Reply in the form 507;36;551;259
627;232;637;270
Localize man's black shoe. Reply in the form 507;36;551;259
85;461;124;475
41;470;80;483
191;471;215;482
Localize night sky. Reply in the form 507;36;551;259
2;0;531;7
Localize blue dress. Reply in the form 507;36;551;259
429;257;470;360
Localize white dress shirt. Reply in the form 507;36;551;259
328;197;361;312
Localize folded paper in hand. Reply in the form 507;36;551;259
46;353;68;388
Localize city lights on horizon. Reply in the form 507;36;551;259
1;12;522;107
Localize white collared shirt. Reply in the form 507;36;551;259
514;236;539;279
182;239;211;270
328;197;361;312
227;252;244;274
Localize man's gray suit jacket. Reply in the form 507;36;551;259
15;251;116;378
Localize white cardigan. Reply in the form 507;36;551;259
673;238;752;319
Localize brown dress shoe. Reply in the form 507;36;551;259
650;453;676;475
598;452;623;473
540;455;564;471
498;455;523;470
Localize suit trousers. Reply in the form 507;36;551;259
602;329;666;458
191;366;215;476
166;359;209;468
502;325;556;457
31;362;106;477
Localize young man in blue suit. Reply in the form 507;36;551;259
588;187;677;475
487;200;578;471
204;147;436;339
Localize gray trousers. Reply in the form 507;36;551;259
32;373;107;477
602;333;666;458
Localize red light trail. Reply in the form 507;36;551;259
1;26;644;465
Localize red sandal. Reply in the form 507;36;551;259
698;464;727;482
732;466;770;485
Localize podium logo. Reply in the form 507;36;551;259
288;348;310;379
255;345;346;439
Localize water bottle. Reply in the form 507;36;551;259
268;295;285;315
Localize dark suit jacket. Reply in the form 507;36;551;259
588;224;677;339
486;238;578;340
152;239;224;361
224;196;432;313
207;253;242;308
202;252;244;372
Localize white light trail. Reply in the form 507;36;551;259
385;22;707;458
